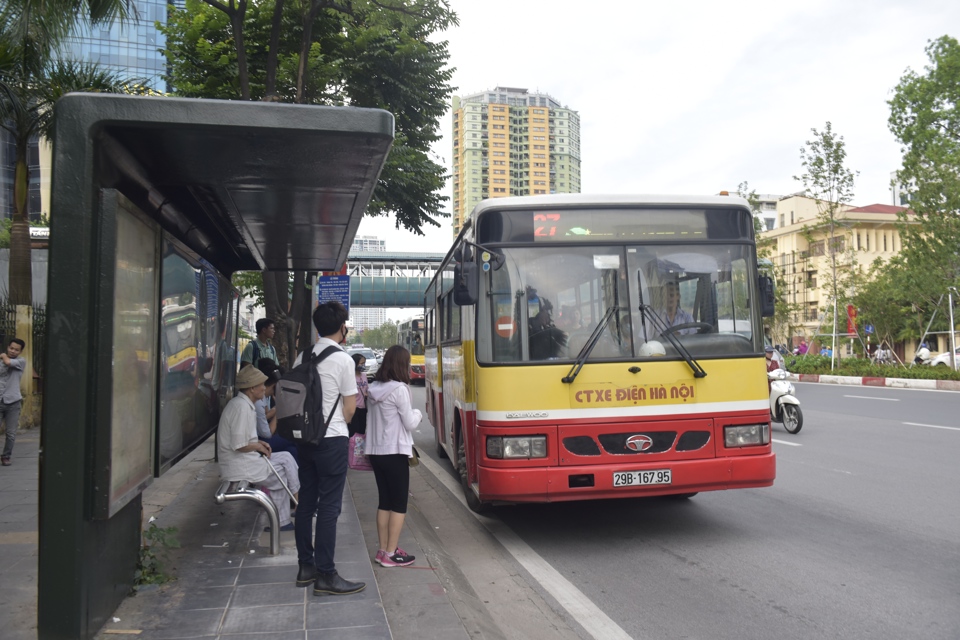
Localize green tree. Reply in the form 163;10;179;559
161;0;456;366
853;256;915;364
795;122;859;367
0;0;135;304
887;35;960;330
360;320;398;349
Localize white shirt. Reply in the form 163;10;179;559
295;338;357;438
217;393;269;483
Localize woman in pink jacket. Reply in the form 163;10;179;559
365;345;422;567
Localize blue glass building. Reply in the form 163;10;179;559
1;0;177;222
61;0;173;92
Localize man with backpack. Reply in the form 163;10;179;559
240;318;279;368
291;300;365;596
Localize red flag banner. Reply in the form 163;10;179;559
846;304;857;334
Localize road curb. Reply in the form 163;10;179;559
788;373;960;391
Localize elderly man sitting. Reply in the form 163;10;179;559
218;365;300;531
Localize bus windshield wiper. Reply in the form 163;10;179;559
637;304;707;378
637;272;705;378
561;305;618;384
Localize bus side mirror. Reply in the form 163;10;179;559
454;261;478;306
759;275;775;317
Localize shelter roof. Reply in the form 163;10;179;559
53;94;394;275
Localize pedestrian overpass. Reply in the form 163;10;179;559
344;250;447;307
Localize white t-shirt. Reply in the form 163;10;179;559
217;393;269;483
295;338;357;438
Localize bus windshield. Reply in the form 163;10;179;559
476;243;760;363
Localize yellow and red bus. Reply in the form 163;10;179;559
423;194;777;512
397;315;425;383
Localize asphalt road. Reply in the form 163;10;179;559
409;383;960;640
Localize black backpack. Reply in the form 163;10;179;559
275;345;341;446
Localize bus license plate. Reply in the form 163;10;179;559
613;469;671;487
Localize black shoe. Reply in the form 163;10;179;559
296;564;318;588
313;571;366;596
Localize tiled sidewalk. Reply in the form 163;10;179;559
97;448;389;639
1;430;471;640
0;430;40;640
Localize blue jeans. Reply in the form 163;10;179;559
0;400;21;458
294;436;348;572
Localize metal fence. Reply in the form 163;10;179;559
0;300;15;345
0;300;47;379
33;303;45;378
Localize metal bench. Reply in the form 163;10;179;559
214;480;281;555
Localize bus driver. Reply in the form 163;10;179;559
656;281;695;335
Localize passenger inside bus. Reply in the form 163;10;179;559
527;291;566;360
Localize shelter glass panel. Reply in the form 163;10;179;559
157;239;239;474
107;201;160;516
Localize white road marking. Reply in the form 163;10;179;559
844;395;900;401
419;453;634;640
772;438;802;447
903;422;960;432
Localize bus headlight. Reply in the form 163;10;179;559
724;424;770;448
486;436;548;459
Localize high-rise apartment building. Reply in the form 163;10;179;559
352;235;386;253
451;87;581;236
350;235;386;330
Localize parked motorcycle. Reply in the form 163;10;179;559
768;368;802;434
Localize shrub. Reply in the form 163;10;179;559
785;355;960;381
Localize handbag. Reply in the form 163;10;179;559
408;445;420;467
348;433;373;471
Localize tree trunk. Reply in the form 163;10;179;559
297;273;316;354
264;0;285;99
230;1;250;100
286;270;306;360
263;271;290;367
9;151;33;306
295;2;323;103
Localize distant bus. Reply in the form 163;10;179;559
423;194;777;512
397;315;425;384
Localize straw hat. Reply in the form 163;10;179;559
236;365;268;390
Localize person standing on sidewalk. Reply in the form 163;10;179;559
240;318;279;368
0;338;25;466
364;345;422;568
293;301;365;596
349;352;369;437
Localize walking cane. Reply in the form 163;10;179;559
260;452;298;507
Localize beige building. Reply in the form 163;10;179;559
760;194;916;350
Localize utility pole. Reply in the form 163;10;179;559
950;287;958;371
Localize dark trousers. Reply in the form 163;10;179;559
294;436;348;573
0;399;21;458
260;433;299;464
368;454;410;513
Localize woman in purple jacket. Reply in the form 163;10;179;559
365;345;422;567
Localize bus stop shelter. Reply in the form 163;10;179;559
39;94;394;639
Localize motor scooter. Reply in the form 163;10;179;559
768;368;802;434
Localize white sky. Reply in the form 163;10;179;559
359;0;959;322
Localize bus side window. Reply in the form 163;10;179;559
438;292;461;344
